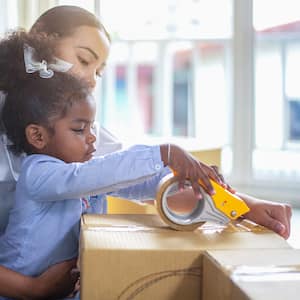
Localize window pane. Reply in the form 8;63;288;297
194;42;228;147
137;65;154;134
173;44;192;136
253;0;300;177
100;0;232;141
286;43;300;143
286;44;300;99
59;0;95;12
288;100;300;141
1;0;20;34
100;0;232;40
253;0;300;31
254;42;283;149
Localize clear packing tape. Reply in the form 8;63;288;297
82;218;268;234
227;264;300;282
155;173;250;231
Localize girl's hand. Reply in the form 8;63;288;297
210;165;236;193
160;144;224;199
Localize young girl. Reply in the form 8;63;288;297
0;30;222;299
0;5;292;299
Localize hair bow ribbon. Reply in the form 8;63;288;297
23;44;73;79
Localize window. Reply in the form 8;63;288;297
0;0;18;35
99;0;232;145
59;0;96;13
2;0;298;202
253;0;300;184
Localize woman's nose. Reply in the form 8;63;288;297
85;73;97;90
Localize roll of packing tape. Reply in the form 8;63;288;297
155;173;205;231
156;173;250;231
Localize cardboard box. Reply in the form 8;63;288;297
80;214;290;300
203;249;300;300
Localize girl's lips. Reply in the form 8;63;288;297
86;148;96;157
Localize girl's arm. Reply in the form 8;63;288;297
108;167;171;201
25;145;166;202
0;259;79;299
26;144;221;202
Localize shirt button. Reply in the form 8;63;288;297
155;164;161;170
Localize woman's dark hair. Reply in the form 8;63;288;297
30;5;110;41
0;30;90;154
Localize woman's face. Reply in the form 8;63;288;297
54;26;110;90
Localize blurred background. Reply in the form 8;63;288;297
1;0;300;212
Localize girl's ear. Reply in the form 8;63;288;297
25;124;49;150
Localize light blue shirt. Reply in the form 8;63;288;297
0;145;170;280
0;119;121;234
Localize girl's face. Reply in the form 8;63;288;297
54;26;110;90
43;97;97;163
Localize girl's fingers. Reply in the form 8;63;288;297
191;181;203;200
177;177;186;193
197;170;215;195
208;165;224;184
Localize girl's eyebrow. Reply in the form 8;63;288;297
77;46;99;60
71;118;93;124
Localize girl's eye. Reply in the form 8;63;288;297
90;123;97;134
72;128;84;134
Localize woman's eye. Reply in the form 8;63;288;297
96;71;102;78
78;57;89;66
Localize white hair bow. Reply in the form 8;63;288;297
23;44;73;79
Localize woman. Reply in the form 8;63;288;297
0;5;292;299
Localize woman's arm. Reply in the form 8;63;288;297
0;259;79;300
209;166;292;239
150;188;292;239
238;192;292;239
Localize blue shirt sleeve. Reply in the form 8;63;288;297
108;167;171;201
20;145;165;202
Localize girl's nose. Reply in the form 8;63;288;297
89;131;97;144
87;127;97;144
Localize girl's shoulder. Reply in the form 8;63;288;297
22;154;63;166
19;154;65;182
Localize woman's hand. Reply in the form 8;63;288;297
0;259;79;300
239;193;292;239
34;258;79;300
160;144;224;199
204;165;292;239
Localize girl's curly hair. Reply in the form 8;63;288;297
0;29;56;93
0;29;90;155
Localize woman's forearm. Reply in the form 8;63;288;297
0;259;79;300
0;265;38;299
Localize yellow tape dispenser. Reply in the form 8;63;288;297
156;173;250;231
